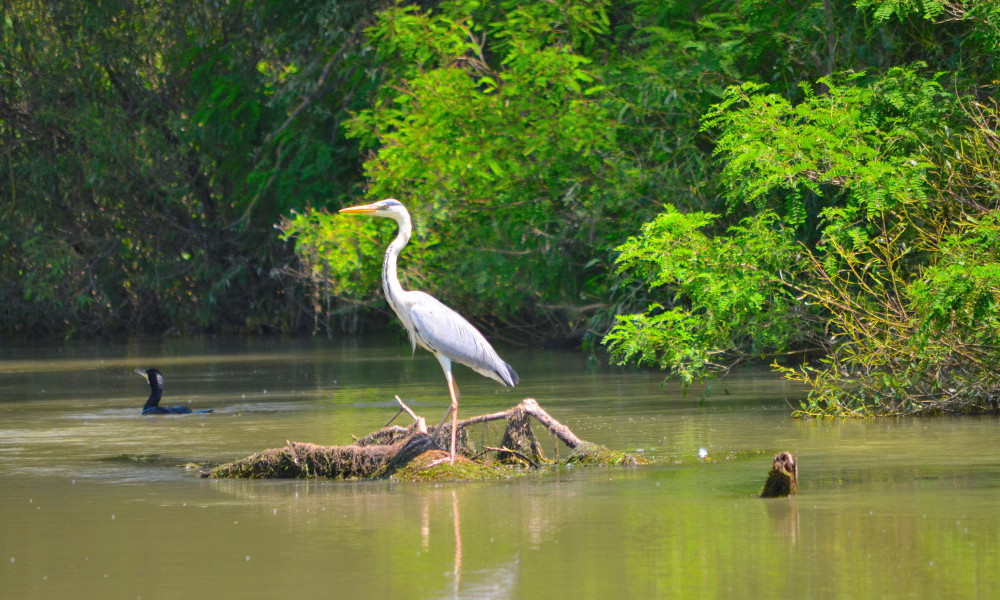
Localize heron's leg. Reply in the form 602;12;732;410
433;355;461;463
446;371;460;464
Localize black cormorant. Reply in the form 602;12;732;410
135;368;213;415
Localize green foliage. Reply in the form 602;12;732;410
0;0;375;335
854;0;947;22
604;207;817;384
277;207;440;332
782;210;1000;416
607;32;1000;415
854;1;1000;79
765;92;1000;416
277;210;383;304
315;0;631;339
913;218;1000;334
701;67;951;229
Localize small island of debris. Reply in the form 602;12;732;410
208;397;648;481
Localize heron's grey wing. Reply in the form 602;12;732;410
406;292;518;387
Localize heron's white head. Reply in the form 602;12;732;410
338;198;408;220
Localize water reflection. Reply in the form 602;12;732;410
200;476;563;600
764;497;800;545
450;490;463;598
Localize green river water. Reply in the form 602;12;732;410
1;336;998;599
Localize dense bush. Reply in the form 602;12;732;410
604;5;1000;414
0;1;376;335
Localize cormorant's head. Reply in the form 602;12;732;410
134;368;164;390
338;198;407;220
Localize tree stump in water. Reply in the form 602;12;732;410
208;397;649;480
496;403;546;466
760;451;798;497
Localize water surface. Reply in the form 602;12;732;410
1;336;998;599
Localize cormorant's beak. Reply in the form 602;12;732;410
134;369;149;382
338;203;380;215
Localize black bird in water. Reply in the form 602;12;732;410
134;368;213;415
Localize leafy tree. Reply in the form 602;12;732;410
606;56;1000;414
603;207;818;384
0;0;377;335
281;0;632;342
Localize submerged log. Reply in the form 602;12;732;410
760;451;798;498
208;398;649;480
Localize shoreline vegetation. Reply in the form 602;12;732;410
3;1;998;415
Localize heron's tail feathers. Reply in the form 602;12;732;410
500;362;519;387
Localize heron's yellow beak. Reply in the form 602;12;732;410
339;203;380;215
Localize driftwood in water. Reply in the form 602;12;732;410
761;451;798;497
208;397;647;480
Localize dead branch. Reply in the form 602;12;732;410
518;398;587;449
394;395;427;433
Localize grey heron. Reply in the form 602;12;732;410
339;199;518;463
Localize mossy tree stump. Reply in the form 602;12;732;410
208;397;648;481
761;451;798;497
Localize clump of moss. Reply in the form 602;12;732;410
564;443;651;466
391;450;515;482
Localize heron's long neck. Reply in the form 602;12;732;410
382;213;411;319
